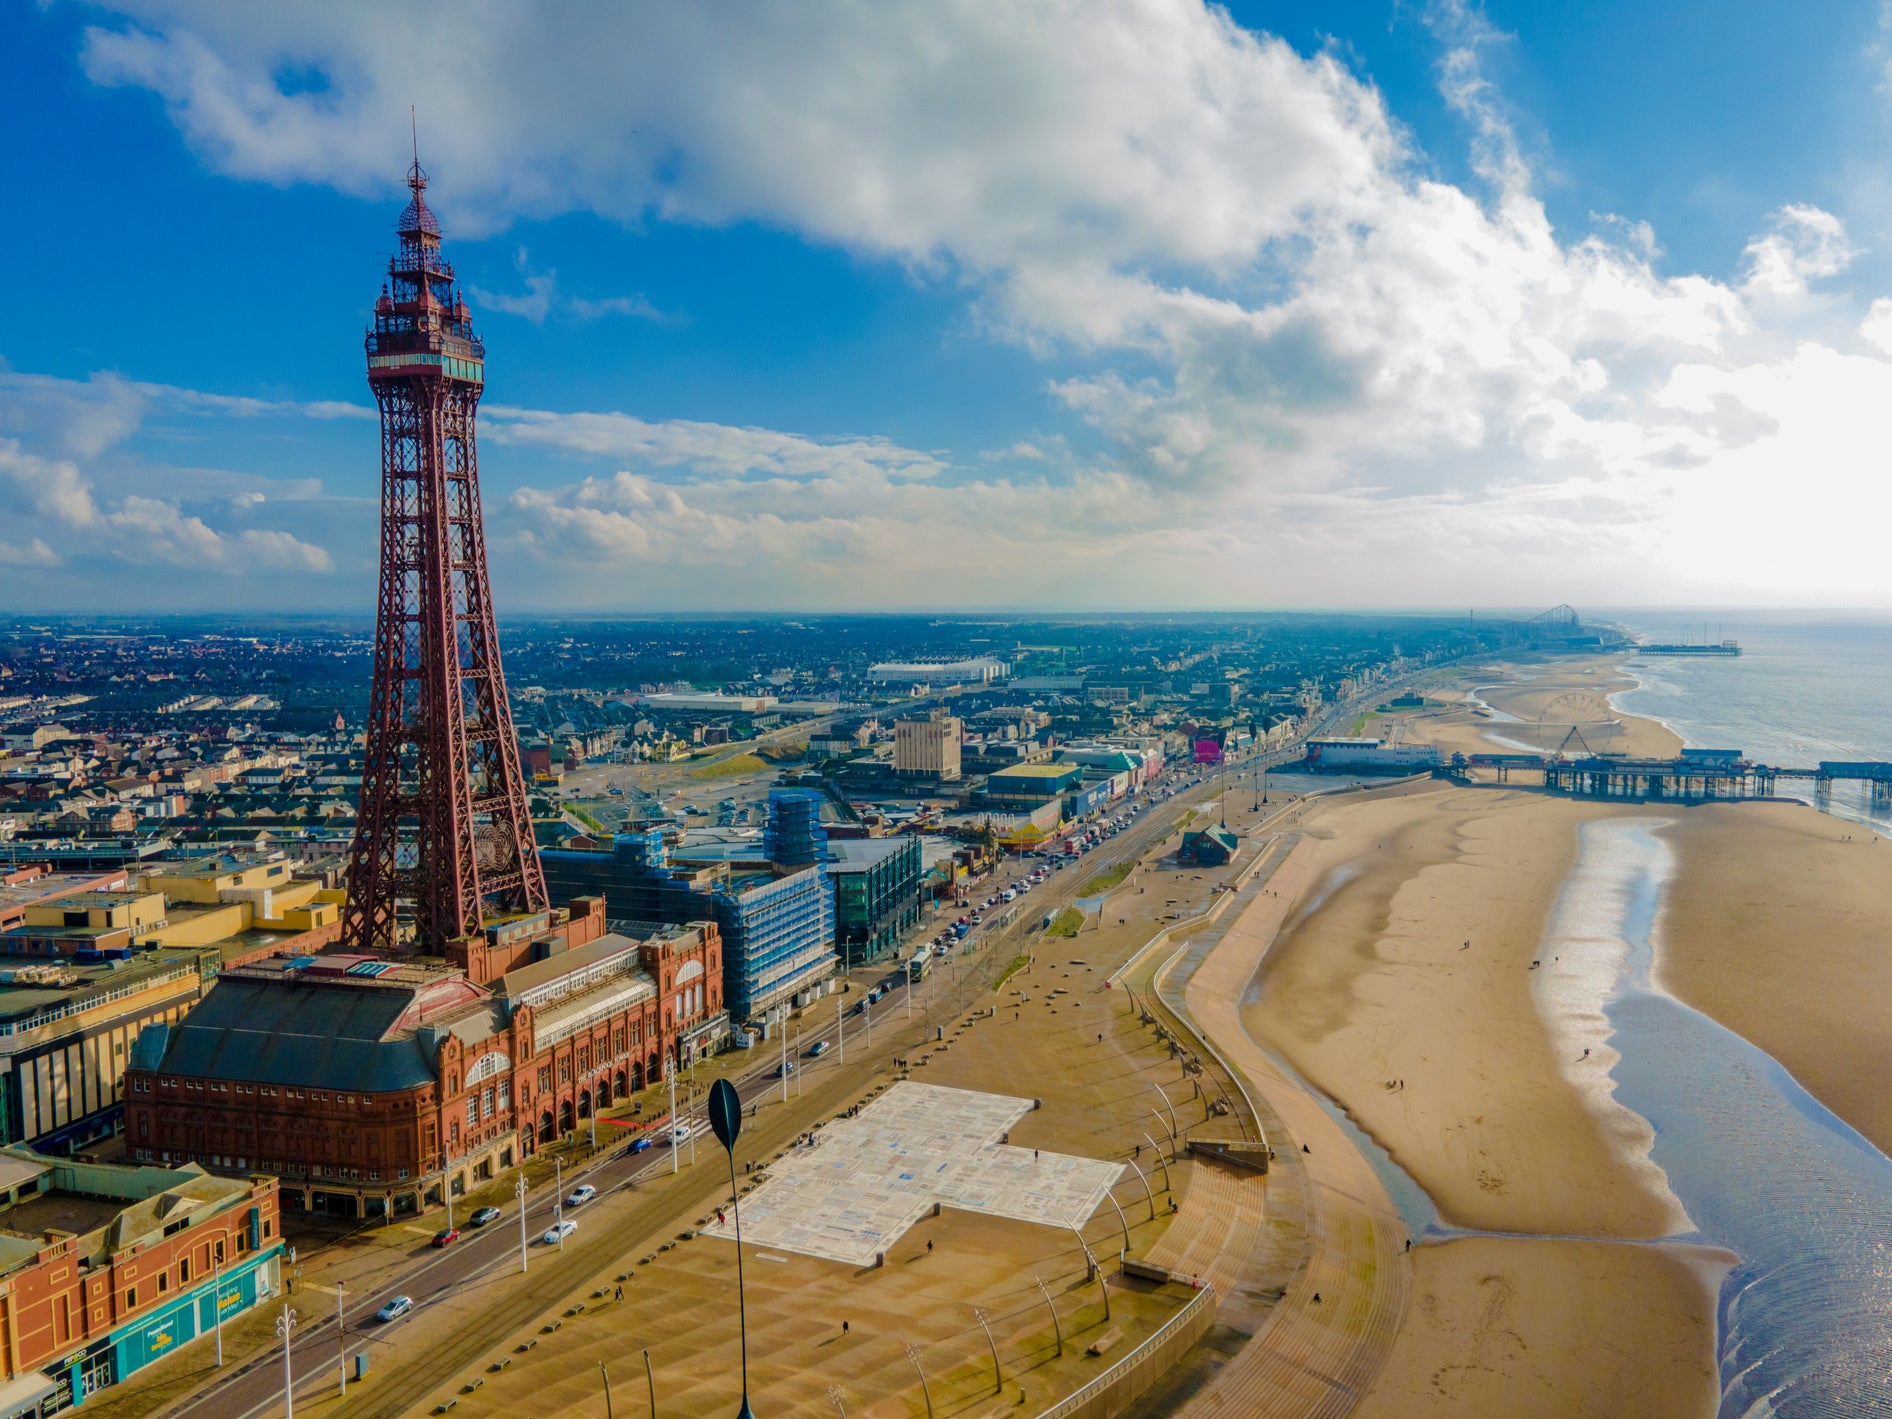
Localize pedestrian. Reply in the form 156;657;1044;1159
843;1320;850;1333
1302;1143;1310;1153
927;1240;933;1252
1313;1292;1322;1303
1034;1149;1039;1160
616;1285;623;1300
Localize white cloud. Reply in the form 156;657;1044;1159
483;406;947;484
468;251;668;324
1741;204;1856;296
0;367;339;580
50;1;1892;606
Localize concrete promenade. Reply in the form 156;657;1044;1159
1150;834;1413;1417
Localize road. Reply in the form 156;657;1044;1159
157;671;1445;1419
164;770;1233;1419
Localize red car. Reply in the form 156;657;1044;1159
431;1228;460;1248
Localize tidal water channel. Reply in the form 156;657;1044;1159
1548;817;1892;1417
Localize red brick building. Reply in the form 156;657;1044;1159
122;899;724;1218
0;1150;281;1415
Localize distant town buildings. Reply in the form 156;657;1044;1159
867;657;1010;687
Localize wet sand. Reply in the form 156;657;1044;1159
1353;1237;1723;1419
1239;774;1718;1411
1230;649;1892;1412
1244;784;1684;1237
1660;801;1892;1157
1414;655;1683;761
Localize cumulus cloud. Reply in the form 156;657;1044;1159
1741;205;1856;296
0;367;338;580
49;0;1892;604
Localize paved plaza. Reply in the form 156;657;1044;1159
701;1082;1125;1265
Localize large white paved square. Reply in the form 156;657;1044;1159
700;1081;1124;1266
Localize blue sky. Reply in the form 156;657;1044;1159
4;1;1892;612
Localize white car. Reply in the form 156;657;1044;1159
565;1184;597;1207
542;1219;578;1244
376;1295;414;1323
671;1122;694;1144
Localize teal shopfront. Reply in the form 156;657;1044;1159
34;1244;281;1413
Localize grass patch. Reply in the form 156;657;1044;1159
995;954;1032;989
1176;809;1198;830
1082;860;1135;895
568;805;606;833
687;752;767;780
1045;908;1086;938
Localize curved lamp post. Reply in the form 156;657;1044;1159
709;1077;756;1419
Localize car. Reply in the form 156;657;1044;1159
542;1219;579;1244
431;1227;460;1248
628;1136;653;1154
376;1295;414;1323
775;1060;797;1077
565;1184;597;1207
671;1122;694;1143
469;1206;502;1227
806;1039;830;1057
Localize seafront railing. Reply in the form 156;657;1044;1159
1029;1281;1218;1419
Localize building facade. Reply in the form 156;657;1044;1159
0;1151;282;1419
894;711;962;782
542;819;838;1022
123;902;724;1218
826;837;924;967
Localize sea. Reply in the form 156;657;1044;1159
1579;613;1892;1415
1609;610;1892;832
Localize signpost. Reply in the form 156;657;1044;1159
708;1078;756;1419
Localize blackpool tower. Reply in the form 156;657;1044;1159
340;156;546;952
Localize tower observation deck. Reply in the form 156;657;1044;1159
340;157;546;952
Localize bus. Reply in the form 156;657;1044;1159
907;950;932;984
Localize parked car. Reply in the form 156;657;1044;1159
469;1207;502;1227
565;1184;597;1207
542;1219;579;1244
376;1295;414;1323
431;1227;460;1248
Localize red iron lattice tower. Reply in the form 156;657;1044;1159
341;157;546;952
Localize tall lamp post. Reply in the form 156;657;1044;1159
708;1078;756;1419
276;1304;299;1419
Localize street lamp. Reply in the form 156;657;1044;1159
973;1307;1001;1396
708;1078;756;1419
276;1304;298;1419
211;1251;224;1367
516;1173;530;1274
904;1343;933;1419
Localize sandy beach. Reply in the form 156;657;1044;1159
1219;646;1892;1413
1354;1237;1723;1418
1406;654;1683;761
1660;801;1892;1156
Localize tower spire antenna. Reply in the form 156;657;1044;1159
407;105;426;194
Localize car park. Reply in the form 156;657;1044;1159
542;1219;579;1244
376;1295;414;1323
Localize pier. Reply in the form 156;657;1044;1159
1451;751;1892;807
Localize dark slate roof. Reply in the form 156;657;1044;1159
151;976;436;1093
